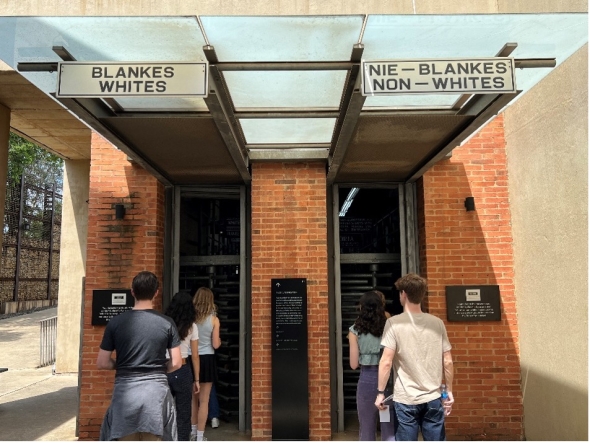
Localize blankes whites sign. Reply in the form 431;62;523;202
56;62;208;97
362;58;516;95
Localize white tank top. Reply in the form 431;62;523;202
197;314;215;355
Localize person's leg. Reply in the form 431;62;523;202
208;383;220;424
393;402;420;441
380;395;396;441
356;367;378;441
197;382;212;431
173;365;194;441
420;399;446;441
190;392;198;435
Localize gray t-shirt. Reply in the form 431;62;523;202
381;312;452;405
349;325;382;366
100;309;181;373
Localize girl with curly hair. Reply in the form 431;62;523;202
348;290;395;441
190;287;221;441
164;291;200;441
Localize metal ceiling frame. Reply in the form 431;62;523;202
203;45;252;184
16;38;557;186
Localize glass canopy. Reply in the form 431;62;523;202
0;13;586;146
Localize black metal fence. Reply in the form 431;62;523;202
0;175;62;303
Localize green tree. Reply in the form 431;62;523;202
8;132;64;189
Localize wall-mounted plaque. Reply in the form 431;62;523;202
445;285;501;321
271;278;309;440
92;289;134;325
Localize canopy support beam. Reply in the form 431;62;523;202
327;44;366;184
407;91;521;182
203;45;251;184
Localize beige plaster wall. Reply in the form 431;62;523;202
503;45;588;440
1;0;586;15
0;0;498;16
55;159;89;373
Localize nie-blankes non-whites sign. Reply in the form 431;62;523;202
362;58;515;95
56;62;208;98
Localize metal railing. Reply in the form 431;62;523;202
39;316;57;367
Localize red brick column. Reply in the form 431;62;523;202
77;132;165;440
418;115;523;440
250;162;330;440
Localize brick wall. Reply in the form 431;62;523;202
77;132;166;440
418;115;523;440
250;162;330;441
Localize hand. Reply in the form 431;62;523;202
375;393;387;410
442;391;454;416
194;381;200;394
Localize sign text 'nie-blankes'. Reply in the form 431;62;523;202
362;58;515;95
56;62;208;98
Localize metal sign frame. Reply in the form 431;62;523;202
362;57;516;96
56;61;208;98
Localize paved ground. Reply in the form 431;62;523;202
0;307;360;441
0;307;78;441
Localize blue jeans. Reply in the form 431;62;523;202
356;366;396;441
393;399;445;441
208;383;220;419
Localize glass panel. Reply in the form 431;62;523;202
224;71;347;109
240;118;336;144
200;15;364;61
361;13;588;109
0;16;208;111
115;97;209;112
364;94;460;108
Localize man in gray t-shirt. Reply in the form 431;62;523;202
375;274;454;441
96;271;182;441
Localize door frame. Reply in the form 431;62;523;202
166;185;250;432
331;182;419;432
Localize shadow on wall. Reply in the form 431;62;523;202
521;366;588;441
418;143;524;439
0;386;77;441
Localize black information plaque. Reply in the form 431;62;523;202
271;278;309;441
92;289;134;325
445;285;501;322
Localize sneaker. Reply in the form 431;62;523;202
211;418;220;429
190;433;197;441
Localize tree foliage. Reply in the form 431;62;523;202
8;133;64;190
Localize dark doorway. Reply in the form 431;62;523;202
337;187;403;417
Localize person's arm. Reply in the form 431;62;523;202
190;339;200;394
442;350;454;415
212;316;221;349
375;346;395;410
348;331;359;370
96;348;116;370
166;346;182;373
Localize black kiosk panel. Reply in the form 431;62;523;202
271;278;309;440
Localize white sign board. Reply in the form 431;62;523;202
56;62;208;98
465;289;481;302
362;58;515;95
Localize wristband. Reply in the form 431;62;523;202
377;390;385;395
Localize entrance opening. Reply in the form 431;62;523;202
178;190;242;428
337;187;403;423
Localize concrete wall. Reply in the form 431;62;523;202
0;104;9;251
503;45;588;441
55;159;90;373
1;0;586;15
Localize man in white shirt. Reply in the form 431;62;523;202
375;273;454;441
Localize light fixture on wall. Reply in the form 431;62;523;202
464;197;475;212
115;204;126;220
